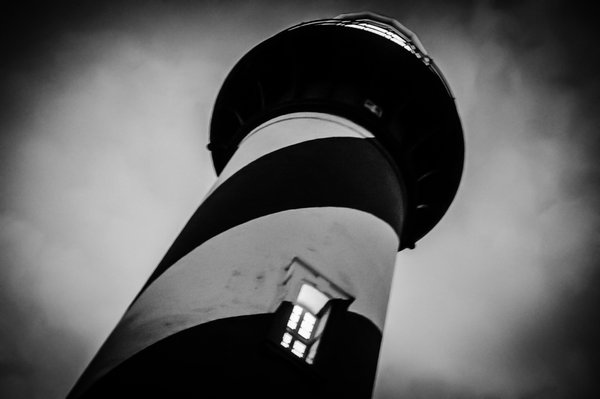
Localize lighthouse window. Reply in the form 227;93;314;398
298;311;316;339
281;332;293;348
280;304;320;362
279;283;331;364
272;258;354;365
286;305;303;330
291;341;307;358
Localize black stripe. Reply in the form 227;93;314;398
141;136;404;292
72;307;382;399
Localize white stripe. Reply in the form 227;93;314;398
206;112;374;196
76;207;398;395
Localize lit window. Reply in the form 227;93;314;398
281;332;292;348
272;258;354;366
279;283;331;364
306;338;320;365
298;312;316;339
287;305;303;330
291;341;306;358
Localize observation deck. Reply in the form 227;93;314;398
209;12;464;249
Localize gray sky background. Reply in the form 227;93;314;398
0;1;598;398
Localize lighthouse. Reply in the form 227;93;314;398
68;12;464;398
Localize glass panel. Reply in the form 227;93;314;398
287;305;303;330
297;284;330;314
302;312;316;325
342;22;414;52
280;332;293;348
298;313;316;339
298;326;312;340
291;341;306;358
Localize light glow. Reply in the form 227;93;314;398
291;341;306;358
298;313;316;339
287;305;303;330
279;285;333;364
281;332;292;348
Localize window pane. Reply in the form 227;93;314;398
292;305;303;316
287;319;298;330
302;312;316;326
280;332;293;348
298;326;312;340
297;284;330;314
287;305;303;330
291;341;306;358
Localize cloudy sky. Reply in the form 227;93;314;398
1;1;599;398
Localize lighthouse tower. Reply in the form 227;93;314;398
68;12;463;399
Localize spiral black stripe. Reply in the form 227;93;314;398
140;136;404;293
74;309;382;398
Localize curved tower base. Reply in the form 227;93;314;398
77;311;382;398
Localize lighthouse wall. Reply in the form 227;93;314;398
69;113;404;398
